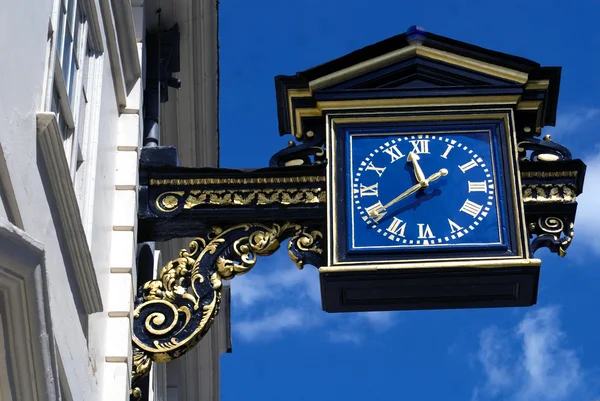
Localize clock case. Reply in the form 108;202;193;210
273;27;585;312
325;111;537;312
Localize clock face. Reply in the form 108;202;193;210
347;130;505;252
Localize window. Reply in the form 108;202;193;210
47;0;103;228
51;0;90;179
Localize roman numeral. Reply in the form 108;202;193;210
383;145;405;162
409;139;430;154
468;181;488;192
359;183;379;197
386;217;406;237
460;199;483;217
365;161;386;177
448;219;463;233
365;201;387;222
417;223;435;239
458;159;478;173
441;144;454;159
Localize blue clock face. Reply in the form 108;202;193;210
347;130;505;252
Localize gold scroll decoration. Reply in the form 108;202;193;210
131;223;324;395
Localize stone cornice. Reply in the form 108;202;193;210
99;0;141;107
36;112;103;314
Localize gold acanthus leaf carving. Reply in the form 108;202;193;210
522;184;577;203
180;188;327;209
132;222;324;387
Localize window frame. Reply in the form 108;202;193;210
43;0;104;232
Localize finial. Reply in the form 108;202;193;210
406;25;426;44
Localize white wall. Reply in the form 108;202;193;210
0;0;132;399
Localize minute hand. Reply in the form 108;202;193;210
378;168;448;213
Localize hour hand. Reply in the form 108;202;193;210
407;152;427;187
370;168;449;222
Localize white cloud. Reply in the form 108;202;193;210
475;326;513;397
473;306;587;401
327;330;362;345
549;108;600;139
572;150;600;254
324;312;397;346
230;248;398;344
230;250;321;308
356;311;396;331
516;307;581;399
234;307;317;342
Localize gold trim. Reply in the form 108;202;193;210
521;171;578;179
525;80;550;90
294;108;323;138
308;45;529;90
516;100;542;111
291;97;521;139
318;95;521;111
149;176;326;186
310;46;417;90
329;113;509;125
506;109;527;257
325;114;335;266
287;89;313;136
319;257;541;273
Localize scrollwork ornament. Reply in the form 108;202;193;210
288;229;324;269
131;223;325;397
529;216;574;257
155;191;185;213
269;129;327;167
517;134;572;162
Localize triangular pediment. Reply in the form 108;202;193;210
275;26;561;136
318;56;519;94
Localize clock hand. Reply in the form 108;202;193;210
407;152;428;188
369;168;449;221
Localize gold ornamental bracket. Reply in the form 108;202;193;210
131;222;325;396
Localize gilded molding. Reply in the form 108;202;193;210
149;176;326;186
520;171;578;179
307;45;528;90
131;223;325;395
154;181;577;212
522;184;576;203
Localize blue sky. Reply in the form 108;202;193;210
218;1;600;400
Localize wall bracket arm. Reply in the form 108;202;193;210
130;222;325;398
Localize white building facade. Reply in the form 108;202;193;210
0;0;227;400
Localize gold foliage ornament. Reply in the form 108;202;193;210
131;223;324;391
